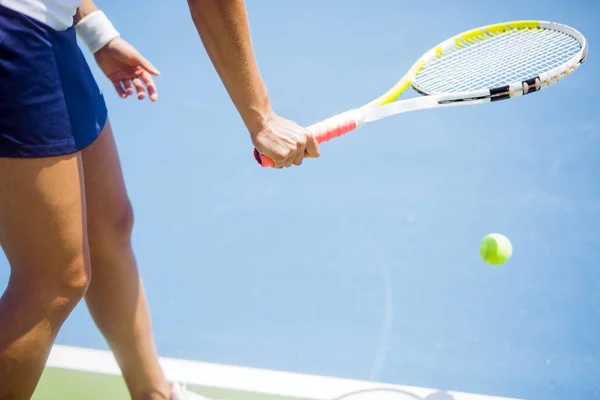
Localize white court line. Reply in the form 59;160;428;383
47;345;523;400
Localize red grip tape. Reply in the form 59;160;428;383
255;115;358;167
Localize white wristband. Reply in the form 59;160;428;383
75;10;120;54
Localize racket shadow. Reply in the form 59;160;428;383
332;388;456;400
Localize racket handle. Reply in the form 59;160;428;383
254;112;360;167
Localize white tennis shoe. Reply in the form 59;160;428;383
170;382;214;400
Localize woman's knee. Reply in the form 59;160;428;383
113;199;135;242
51;251;92;300
88;198;135;251
9;249;91;318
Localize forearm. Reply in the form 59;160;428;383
187;0;272;134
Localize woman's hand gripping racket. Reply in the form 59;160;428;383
254;20;588;167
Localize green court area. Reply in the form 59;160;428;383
34;367;307;400
33;345;521;400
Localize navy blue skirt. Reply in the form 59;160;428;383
0;4;108;158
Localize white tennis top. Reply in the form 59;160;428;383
0;0;81;30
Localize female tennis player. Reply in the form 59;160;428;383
0;0;318;399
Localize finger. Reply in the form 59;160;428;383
268;154;284;169
137;54;161;76
112;80;127;98
122;79;134;96
293;140;306;166
268;151;287;169
132;77;146;100
304;134;320;158
284;152;295;168
272;156;286;169
139;70;158;102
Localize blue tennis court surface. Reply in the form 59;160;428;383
2;1;600;399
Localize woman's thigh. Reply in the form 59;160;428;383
0;154;88;290
82;119;134;251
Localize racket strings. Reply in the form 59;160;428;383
434;30;547;90
462;30;573;88
420;29;577;92
424;29;555;92
414;28;581;94
417;29;569;92
419;29;579;93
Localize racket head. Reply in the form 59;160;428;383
409;21;588;100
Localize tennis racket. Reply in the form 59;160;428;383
254;20;588;167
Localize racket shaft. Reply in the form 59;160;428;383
363;92;488;122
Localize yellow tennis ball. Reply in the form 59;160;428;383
480;233;513;265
